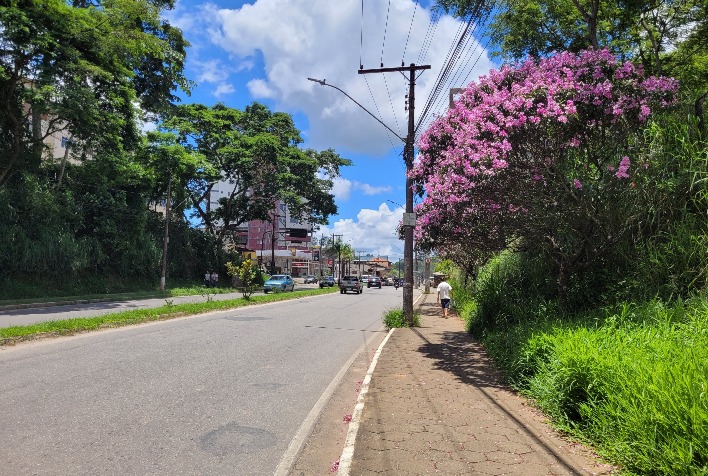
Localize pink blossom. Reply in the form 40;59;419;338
615;156;631;179
410;48;678;251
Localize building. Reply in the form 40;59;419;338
351;255;392;278
208;180;316;276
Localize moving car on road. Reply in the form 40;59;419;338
304;275;318;284
319;276;335;288
367;276;382;289
263;275;295;293
339;276;363;294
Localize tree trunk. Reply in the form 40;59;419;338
696;91;707;136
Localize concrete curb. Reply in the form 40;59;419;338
337;327;394;475
337;293;428;475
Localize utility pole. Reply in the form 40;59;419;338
160;174;172;292
332;234;343;283
359;63;430;326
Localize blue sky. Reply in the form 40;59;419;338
163;0;495;261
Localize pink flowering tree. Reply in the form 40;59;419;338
411;49;678;304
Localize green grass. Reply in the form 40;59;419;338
459;284;708;476
382;307;421;328
0;287;338;346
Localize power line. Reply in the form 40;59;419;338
402;0;419;65
359;0;365;69
415;14;475;135
363;75;398;149
417;8;440;65
382;74;403;137
415;1;496;137
380;0;392;67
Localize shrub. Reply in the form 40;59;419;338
383;308;420;329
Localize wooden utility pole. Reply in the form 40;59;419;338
359;63;430;326
160;174;172;292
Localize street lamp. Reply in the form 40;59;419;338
309;76;417;325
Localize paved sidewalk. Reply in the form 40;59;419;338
345;292;614;476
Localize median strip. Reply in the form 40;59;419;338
0;287;338;346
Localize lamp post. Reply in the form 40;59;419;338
308;76;419;325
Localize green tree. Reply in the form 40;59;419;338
0;0;190;187
226;259;258;298
436;0;708;128
157;103;350;244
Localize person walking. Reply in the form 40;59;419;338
210;271;219;288
436;276;453;318
204;270;211;288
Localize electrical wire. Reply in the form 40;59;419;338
359;0;365;69
415;15;474;134
414;1;497;138
380;0;392;67
402;0;419;65
363;75;398;149
382;73;403;136
417;8;440;65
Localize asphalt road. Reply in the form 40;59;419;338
0;287;401;475
0;284;329;329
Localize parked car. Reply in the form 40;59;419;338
319;276;336;288
263;275;295;293
367;276;382;288
304;275;318;284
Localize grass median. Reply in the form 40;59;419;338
1;287;339;346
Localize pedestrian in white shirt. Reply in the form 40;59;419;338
436;277;453;318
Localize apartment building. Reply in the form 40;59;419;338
208;180;316;275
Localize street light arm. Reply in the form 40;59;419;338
307;77;406;143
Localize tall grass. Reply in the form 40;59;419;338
460;259;708;475
520;300;708;475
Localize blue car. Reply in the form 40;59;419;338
263;274;295;293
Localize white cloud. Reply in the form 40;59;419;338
331;177;352;201
317;203;404;258
200;0;494;156
247;78;276;99
213;83;235;97
356;182;392;195
330;177;393;202
193;58;230;84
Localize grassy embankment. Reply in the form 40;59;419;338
451;255;707;476
0;286;338;346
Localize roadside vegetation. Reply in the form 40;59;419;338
382;307;421;329
450;255;707;476
421;2;708;474
0;287;338;346
0;1;350;300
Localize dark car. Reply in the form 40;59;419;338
304;275;318;284
319;276;335;288
367;276;382;288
